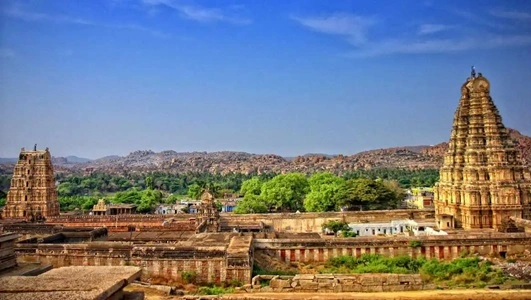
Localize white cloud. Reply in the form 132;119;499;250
141;0;251;25
490;9;531;21
418;24;454;35
0;48;15;58
291;13;377;45
5;7;93;25
3;7;169;38
347;34;531;57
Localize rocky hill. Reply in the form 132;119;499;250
1;129;529;176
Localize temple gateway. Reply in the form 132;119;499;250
434;71;531;230
3;147;60;220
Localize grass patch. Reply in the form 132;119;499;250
181;271;197;284
197;286;234;295
319;254;508;288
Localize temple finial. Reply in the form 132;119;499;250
471;65;476;78
33;144;37;151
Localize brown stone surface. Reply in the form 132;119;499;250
0;266;141;300
252;274;423;293
434;72;531;230
3;148;60;219
220;290;531;300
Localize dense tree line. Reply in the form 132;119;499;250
234;172;406;214
0;169;439;212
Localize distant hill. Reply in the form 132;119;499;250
0;129;529;175
0;158;17;163
65;156;92;163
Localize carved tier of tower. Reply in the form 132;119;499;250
434;72;531;230
3;147;60;220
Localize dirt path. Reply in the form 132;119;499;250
221;290;531;300
127;285;531;300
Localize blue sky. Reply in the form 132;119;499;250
1;0;530;159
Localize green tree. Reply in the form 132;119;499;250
240;177;263;196
339;178;399;210
304;173;346;212
145;176;154;190
322;220;351;236
234;194;268;214
260;173;309;211
187;183;203;200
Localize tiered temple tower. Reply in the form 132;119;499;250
3;147;60;220
196;190;220;233
434;70;531;230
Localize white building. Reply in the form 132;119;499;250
347;219;446;237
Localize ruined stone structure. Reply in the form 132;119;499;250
91;199;137;216
3;147;60;220
251;274;424;293
434;71;531;230
196;190;221;233
0;232;19;272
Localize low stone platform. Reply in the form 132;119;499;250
249;273;424;293
0;266;143;300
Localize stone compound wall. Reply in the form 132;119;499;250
249;274;423;293
16;236;253;285
0;233;19;271
46;215;196;232
44;210;434;233
254;233;531;263
222;209;435;233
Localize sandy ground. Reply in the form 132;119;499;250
125;285;531;300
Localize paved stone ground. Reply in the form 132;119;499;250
0;266;142;300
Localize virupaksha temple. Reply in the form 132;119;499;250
0;71;530;299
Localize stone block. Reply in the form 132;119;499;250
260;286;273;292
293;274;315;281
341;284;362;292
270;278;291;289
318;282;334;290
298;280;319;290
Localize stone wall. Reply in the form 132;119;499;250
46;215;196;231
222;209;435;233
15;237;252;284
0;233;19;271
44;210;434;233
249;274;423;293
254;233;531;263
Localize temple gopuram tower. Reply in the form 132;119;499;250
196;190;220;233
3;146;60;220
434;70;531;230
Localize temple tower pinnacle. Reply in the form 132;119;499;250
3;147;60;220
434;72;531;230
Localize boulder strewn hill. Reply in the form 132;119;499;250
1;129;529;175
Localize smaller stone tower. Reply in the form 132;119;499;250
3;147;60;220
196;190;220;233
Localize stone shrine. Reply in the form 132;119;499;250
434;71;531;230
3;147;60;220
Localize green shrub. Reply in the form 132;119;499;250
410;240;423;248
197;286;234;295
320;254;508;288
181;271;197;284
